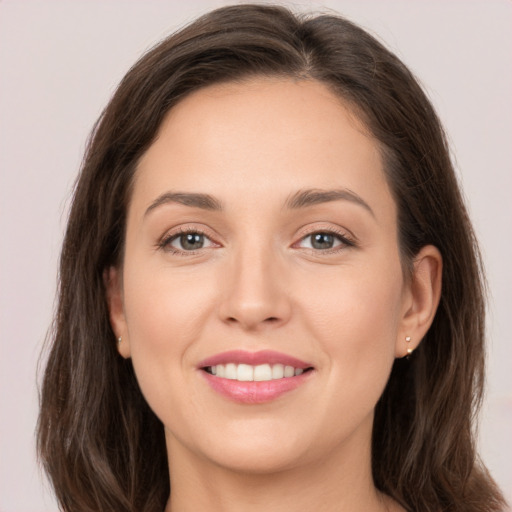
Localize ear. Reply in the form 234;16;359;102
104;266;131;358
396;245;442;357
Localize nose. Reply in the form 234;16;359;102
218;242;292;332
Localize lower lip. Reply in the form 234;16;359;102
200;370;313;404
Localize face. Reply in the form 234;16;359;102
109;78;420;475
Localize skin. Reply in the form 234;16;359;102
107;78;442;512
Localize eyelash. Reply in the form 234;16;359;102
157;227;356;256
157;227;215;255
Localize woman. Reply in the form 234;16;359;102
37;4;507;511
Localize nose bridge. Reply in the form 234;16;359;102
219;233;291;330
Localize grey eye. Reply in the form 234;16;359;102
310;233;336;250
169;232;214;251
300;232;344;250
180;233;204;250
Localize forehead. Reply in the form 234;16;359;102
132;78;394;222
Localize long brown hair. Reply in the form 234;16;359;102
37;4;506;511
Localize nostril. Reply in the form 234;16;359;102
226;316;279;324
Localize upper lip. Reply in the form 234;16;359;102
198;350;312;369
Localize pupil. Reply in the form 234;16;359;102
312;233;333;250
181;233;204;250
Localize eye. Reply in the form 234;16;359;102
159;228;216;254
296;230;355;252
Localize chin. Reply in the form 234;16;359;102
178;421;314;475
205;441;307;475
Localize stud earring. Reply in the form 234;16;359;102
117;336;122;345
405;336;413;355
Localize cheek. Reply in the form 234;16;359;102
304;259;403;339
300;259;404;407
121;260;219;408
124;259;215;346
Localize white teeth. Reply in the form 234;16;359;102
237;364;253;381
284;365;295;378
272;363;284;379
225;363;237;380
207;363;308;381
254;364;272;381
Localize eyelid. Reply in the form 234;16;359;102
157;225;221;255
295;222;356;241
292;225;357;253
156;223;357;256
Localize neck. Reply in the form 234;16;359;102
164;417;396;512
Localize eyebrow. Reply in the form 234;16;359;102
144;188;374;217
145;191;223;217
284;188;375;217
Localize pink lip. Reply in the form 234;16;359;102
200;370;313;404
197;350;312;369
197;350;314;405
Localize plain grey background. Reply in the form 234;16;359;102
1;1;510;509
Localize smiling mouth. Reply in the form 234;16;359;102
203;363;314;382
